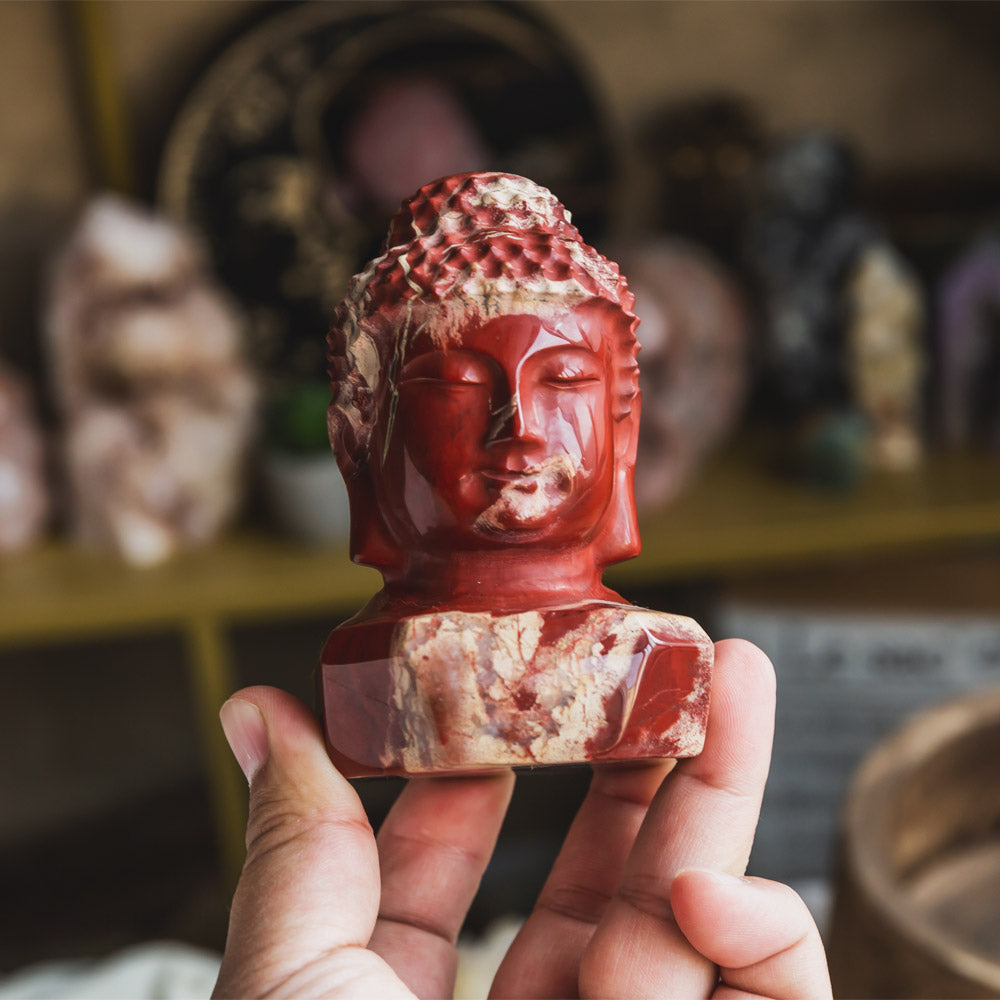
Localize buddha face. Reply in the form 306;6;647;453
369;305;623;553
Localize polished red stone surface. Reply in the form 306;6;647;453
320;172;713;777
321;603;710;776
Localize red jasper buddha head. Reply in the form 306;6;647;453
327;172;641;578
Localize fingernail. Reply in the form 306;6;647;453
220;698;269;784
679;867;752;887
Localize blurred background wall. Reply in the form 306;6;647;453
4;0;1000;371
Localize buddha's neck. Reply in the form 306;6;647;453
377;547;622;615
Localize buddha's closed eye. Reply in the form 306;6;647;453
544;368;602;389
399;350;493;387
536;349;604;390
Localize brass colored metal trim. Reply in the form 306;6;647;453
68;0;135;195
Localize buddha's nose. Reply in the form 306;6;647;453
485;390;542;446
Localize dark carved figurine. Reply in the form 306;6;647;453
319;173;712;777
748;131;924;481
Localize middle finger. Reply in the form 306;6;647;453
490;759;674;999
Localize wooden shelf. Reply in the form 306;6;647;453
613;449;1000;588
3;450;1000;644
0;532;378;645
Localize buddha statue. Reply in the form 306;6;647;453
319;172;712;776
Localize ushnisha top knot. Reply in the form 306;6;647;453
382;171;582;250
337;172;635;336
327;172;639;469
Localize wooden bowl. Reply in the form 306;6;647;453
828;685;1000;998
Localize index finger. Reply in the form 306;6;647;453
579;639;776;999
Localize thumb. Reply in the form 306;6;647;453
213;686;411;999
670;869;831;1000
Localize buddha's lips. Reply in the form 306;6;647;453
481;469;543;488
481;455;576;482
474;454;577;530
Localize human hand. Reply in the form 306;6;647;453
212;639;831;999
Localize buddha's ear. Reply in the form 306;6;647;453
594;393;642;568
342;466;404;570
595;463;641;568
328;404;402;571
328;402;364;479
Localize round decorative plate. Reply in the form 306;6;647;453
159;1;617;382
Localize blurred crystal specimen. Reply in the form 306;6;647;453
938;234;1000;453
616;239;749;511
0;362;49;553
846;244;925;471
47;196;258;566
342;77;492;213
